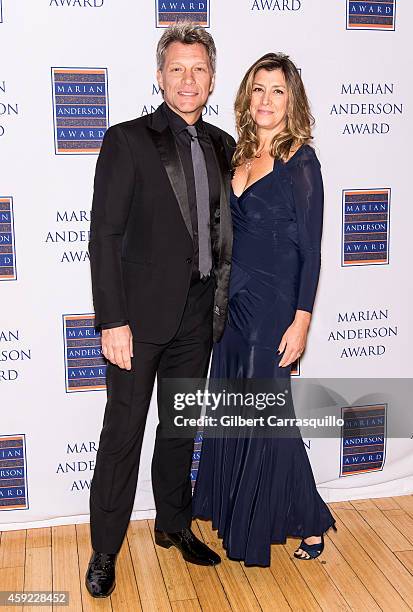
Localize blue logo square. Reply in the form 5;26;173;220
0;197;17;281
51;67;109;155
156;0;210;28
341;405;386;476
342;188;390;267
347;1;396;31
0;435;29;511
63;314;107;393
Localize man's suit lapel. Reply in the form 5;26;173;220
147;106;193;239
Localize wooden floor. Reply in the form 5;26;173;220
1;496;413;611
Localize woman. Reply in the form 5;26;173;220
192;53;337;566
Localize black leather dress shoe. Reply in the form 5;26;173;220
154;527;221;566
85;551;117;597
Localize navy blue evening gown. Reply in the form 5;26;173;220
192;144;336;566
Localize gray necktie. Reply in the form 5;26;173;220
186;125;212;278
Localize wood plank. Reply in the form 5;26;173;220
23;546;52;612
74;523;112;612
24;527;53;612
0;566;24;612
328;501;353;510
171;599;201;612
110;527;143;612
187;521;231;612
334;509;413;610
393;495;413;518
383;509;413;546
395;551;413;576
51;525;82;612
371;497;400;511
0;529;26;568
127;520;171;612
26;527;51;549
269;542;321;612
197;520;261;611
0;533;24;612
148;519;196;602
283;537;351;611
351;503;413;552
319;531;381;611
349;499;376;510
241;564;291;611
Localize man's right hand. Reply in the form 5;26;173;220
101;325;133;370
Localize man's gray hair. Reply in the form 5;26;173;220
156;23;216;73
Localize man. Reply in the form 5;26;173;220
85;23;235;597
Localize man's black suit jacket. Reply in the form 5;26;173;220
89;104;236;344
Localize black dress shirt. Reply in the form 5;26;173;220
100;102;221;330
162;101;220;277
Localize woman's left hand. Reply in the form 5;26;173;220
277;310;312;367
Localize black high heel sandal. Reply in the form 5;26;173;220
294;534;324;560
294;524;337;560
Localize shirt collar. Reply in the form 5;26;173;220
162;101;205;137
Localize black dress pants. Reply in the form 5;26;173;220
90;276;214;554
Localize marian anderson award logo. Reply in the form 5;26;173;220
51;68;109;154
0;197;17;281
0;435;29;511
340;405;386;476
347;1;396;31
342;189;390;266
156;1;210;27
63;314;106;392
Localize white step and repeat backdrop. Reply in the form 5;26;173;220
1;0;412;530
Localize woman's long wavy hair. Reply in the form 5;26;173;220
233;53;314;167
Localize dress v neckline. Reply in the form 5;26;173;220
232;157;276;200
231;145;308;200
